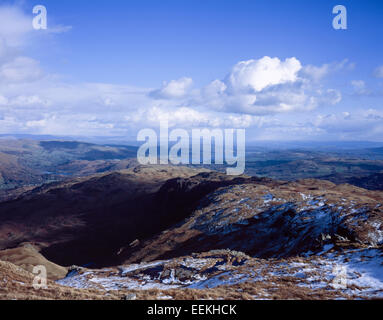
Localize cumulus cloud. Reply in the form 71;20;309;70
0;54;347;136
191;56;343;115
147;56;343;117
226;57;302;93
150;77;193;99
237;83;317;115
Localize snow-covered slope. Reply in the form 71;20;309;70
57;248;383;299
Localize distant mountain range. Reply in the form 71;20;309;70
0;139;137;194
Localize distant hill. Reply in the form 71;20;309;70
0;139;137;193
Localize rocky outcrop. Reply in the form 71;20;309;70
122;179;383;263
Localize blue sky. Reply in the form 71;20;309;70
0;0;382;141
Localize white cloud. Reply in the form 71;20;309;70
0;5;32;47
0;4;72;85
301;59;354;81
239;85;316;115
191;57;343;115
124;105;262;129
227;56;302;93
0;54;347;135
250;109;383;141
301;64;329;81
0;56;43;83
312;109;383;138
9;95;49;107
351;80;370;95
0;4;71;47
322;89;342;105
151;77;193;99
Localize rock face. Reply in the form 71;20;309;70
121;179;383;264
